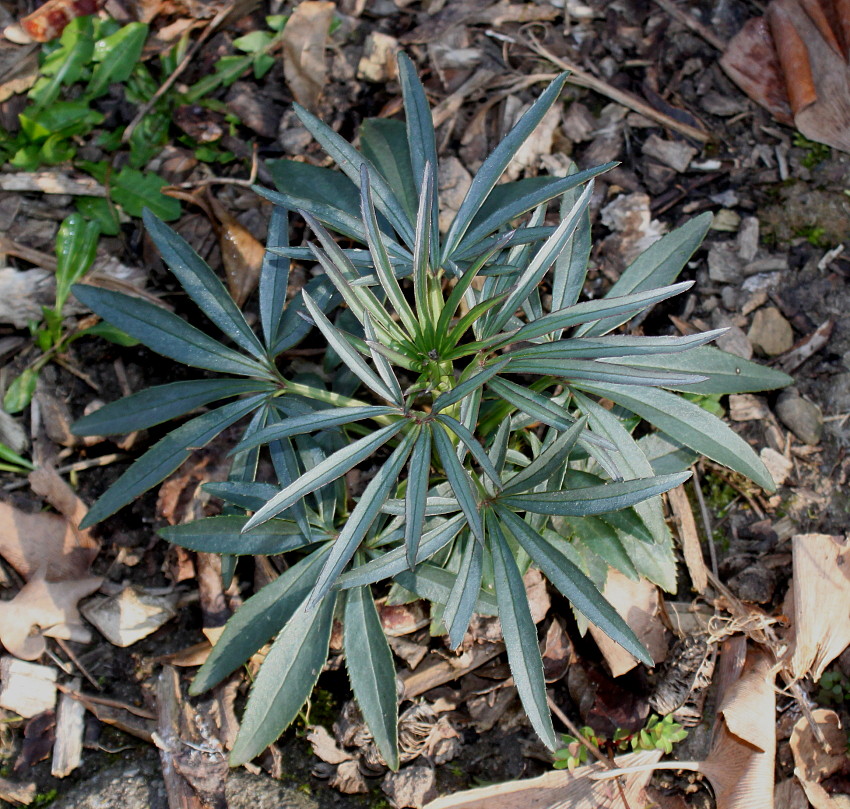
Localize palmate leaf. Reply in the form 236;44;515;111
72;285;273;379
143;211;266;361
344;585;399;770
190;548;329;694
72;378;272;436
80;394;268;528
230;590;337;766
488;513;557;750
575;381;776;491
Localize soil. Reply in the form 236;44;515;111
1;0;849;807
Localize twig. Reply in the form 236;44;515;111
651;0;726;51
55;637;102;691
122;3;235;144
518;34;711;143
546;696;612;769
163;144;260;192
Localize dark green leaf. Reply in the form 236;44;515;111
489;513;556;749
432;421;484;544
87;22;148;98
71;285;272;378
394;563;498;616
160;515;308;555
80;395;267;528
432;359;510;413
496;505;651;665
111;168;180;220
501;417;586;495
442;534;483;649
230;591;337;766
405;425;432;567
72;379;270;436
360;118;417;223
259;206;291;350
505;358;706;387
143;211;266;361
344;586;399;770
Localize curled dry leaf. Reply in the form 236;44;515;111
790;709;850;809
20;0;101;42
721;0;850;152
589;568;668;677
0;573;102;659
281;0;335;112
787;533;850;681
422;749;662;809
81;586;178;647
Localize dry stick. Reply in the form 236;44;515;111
520;34;711;143
55;637;102;691
122;3;236;144
691;465;719;579
651;0;727;52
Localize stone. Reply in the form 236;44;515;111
382;766;437;809
776;389;824;445
707;242;744;283
737;216;760;261
760;448;793;487
642;133;698;173
716;325;753;360
730;394;770;421
826;372;850;412
357;32;399;82
50;763;322;809
748;307;794;356
711;209;741;232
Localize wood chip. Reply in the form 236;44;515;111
51;677;85;778
0;776;36;806
667;484;708;594
0;657;57;718
0;172;106;196
400;643;503;700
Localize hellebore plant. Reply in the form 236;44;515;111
72;53;791;768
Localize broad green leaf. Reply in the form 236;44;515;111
577;213;711;337
71;285;272;379
87;22;148;98
337;514;466;589
489;514;557;749
259;206;291;350
576;382;776;491
360;118;417;222
394;563;498;616
4;368;39;414
230;591;336;766
441;73;569;260
293;104;415;247
110;168;180;220
557;515;637;579
499;471;691;517
344;586;399;770
29;17;94;107
609;346;793;394
55;214;99;311
160;515;308;555
496;505;651;665
572;390;668;545
19;102;103;140
243;420;408;530
308;427;418;607
432;421;484;544
72;379;270;436
232;406;398;454
442;534;483;649
80;394;267;528
143;211;266;361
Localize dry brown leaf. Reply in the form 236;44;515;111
20;0;101;41
722;0;850;152
775;778;810;809
787;533;850;680
542;618;571;683
589;568;668;677
81;586;178;647
281;0;334;112
308;725;353;765
422;749;662;809
0;573;102;659
790;709;850;809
